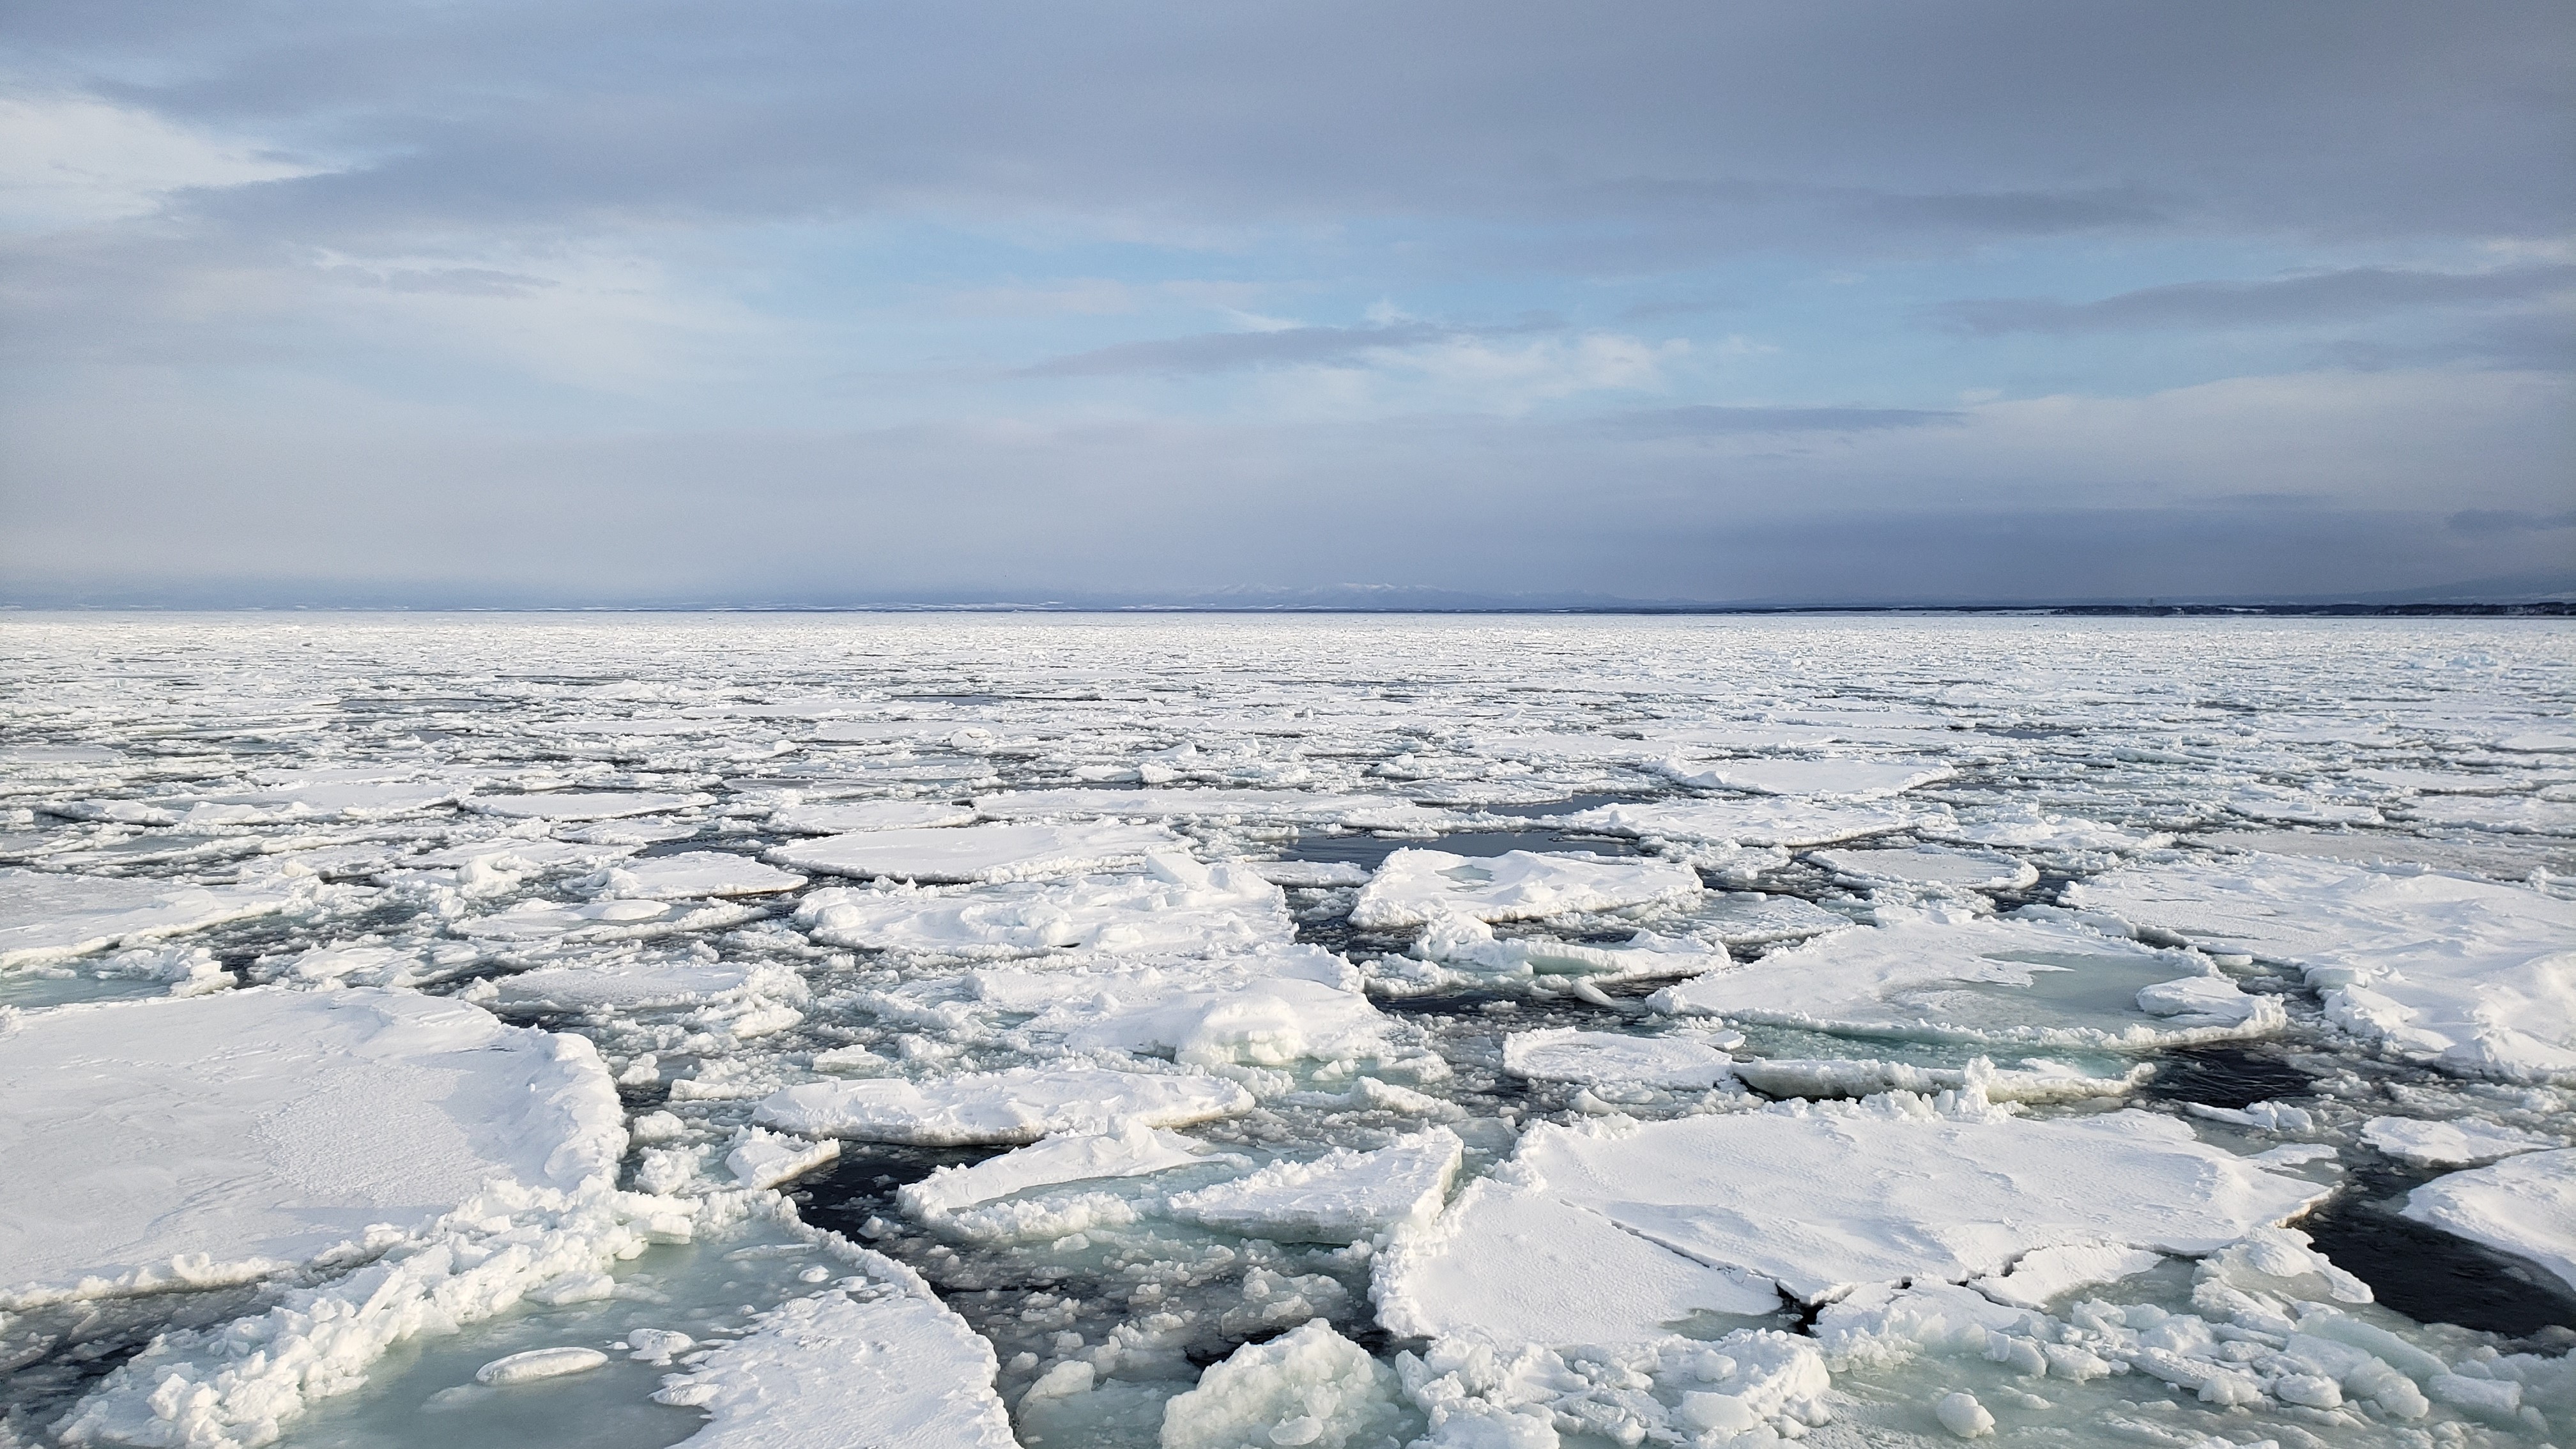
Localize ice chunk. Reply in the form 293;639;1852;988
492;958;807;1015
1457;1101;2329;1305
0;866;301;969
754;1067;1254;1144
1373;1170;1784;1344
1652;911;2279;1048
1015;968;1392;1068
768;799;979;834
1811;845;2038;892
452;896;759;941
976;788;1438;829
726;1127;841;1188
795;853;1290;958
2068;853;2576;1081
1165;1128;1463;1243
475;1346;608;1384
768;821;1183;883
1501;1028;1733;1089
1398;914;1729;984
0;986;623;1307
1659;757;1954;800
1349;848;1699;929
1252;860;1374;888
592;850;806;898
659;1284;1016;1448
1727;1055;2146;1103
1561;797;1949;847
2361;1114;2563;1167
466;790;712;820
1968;1241;2165;1308
900;1120;1213;1220
2401;1147;2576;1292
1160;1319;1415;1449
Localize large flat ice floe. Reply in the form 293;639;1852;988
794;852;1290;959
1379;1094;2329;1329
1652;909;2281;1047
755;1066;1255;1144
767;821;1183;883
0;867;304;970
0;986;624;1307
973;787;1437;829
1349;848;1699;929
466;790;712;821
1163;1128;1464;1243
1560;797;1949;847
2067;852;2576;1080
659;1279;1017;1448
1655;756;1955;800
2402;1148;2576;1293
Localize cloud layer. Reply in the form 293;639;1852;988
2;1;2570;604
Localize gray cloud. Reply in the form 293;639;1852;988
1017;319;1558;377
1591;406;1964;438
1942;264;2576;334
2449;508;2576;535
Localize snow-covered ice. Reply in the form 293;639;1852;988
755;1066;1255;1144
767;820;1183;882
8;613;2575;1449
0;986;624;1308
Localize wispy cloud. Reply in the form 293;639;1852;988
1593;404;1963;437
1016;317;1561;376
1938;264;2576;334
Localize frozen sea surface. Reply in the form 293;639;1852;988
3;612;2575;1449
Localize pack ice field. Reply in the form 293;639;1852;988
1;613;2572;1449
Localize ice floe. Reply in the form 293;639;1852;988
467;790;712;820
1653;908;2281;1047
0;986;623;1307
1164;1129;1463;1243
2361;1114;2565;1167
1811;843;2039;892
1501;1027;1735;1089
588;850;806;898
1159;1320;1416;1449
2067;852;2576;1080
1562;797;1950;847
0;867;304;970
656;1280;1016;1448
755;1066;1255;1144
767;799;978;834
900;1120;1215;1222
794;852;1289;959
1656;756;1956;800
2402;1148;2576;1292
768;820;1183;882
1348;847;1699;929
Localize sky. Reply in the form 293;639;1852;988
2;1;2572;607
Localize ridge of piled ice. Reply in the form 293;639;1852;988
1160;1319;1416;1449
767;821;1183;883
0;986;626;1310
1164;1128;1464;1244
1349;848;1699;929
2402;1149;2576;1292
755;1066;1255;1144
2067;852;2576;1081
0;868;307;970
1727;1054;2149;1103
795;852;1290;959
1653;909;2281;1047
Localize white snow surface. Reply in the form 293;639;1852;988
1652;908;2280;1046
2402;1149;2576;1292
768;799;979;834
795;852;1290;958
2361;1115;2564;1167
590;850;806;898
0;986;624;1307
900;1120;1215;1220
1501;1028;1735;1089
1561;797;1951;847
755;1067;1255;1144
1399;1095;2327;1308
1658;756;1955;800
466;790;711;820
1163;1128;1464;1243
767;821;1183;882
661;1284;1017;1448
2067;852;2576;1080
1349;848;1700;929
